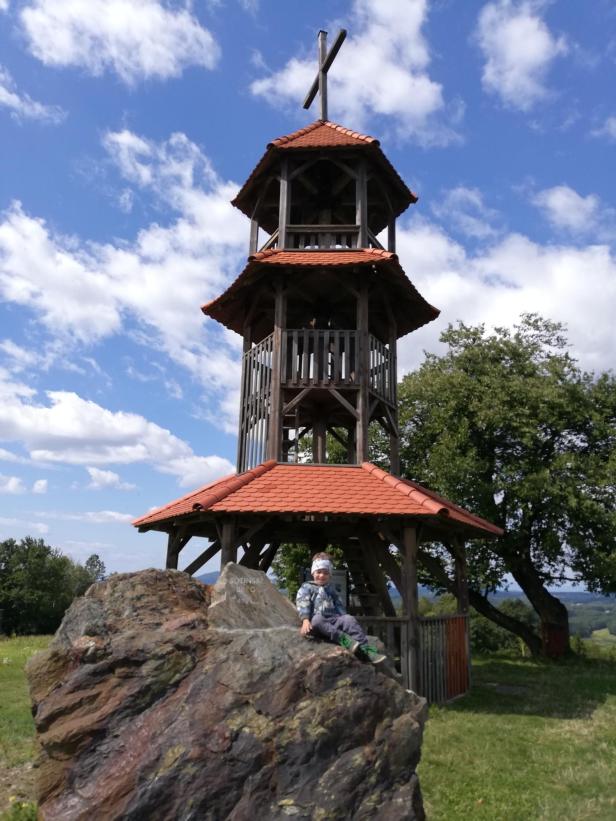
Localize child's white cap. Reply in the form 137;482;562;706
311;558;333;575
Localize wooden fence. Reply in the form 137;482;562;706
363;613;470;704
237;333;273;472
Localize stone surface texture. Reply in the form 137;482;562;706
27;563;427;820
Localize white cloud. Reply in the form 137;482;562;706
250;0;459;144
43;510;136;524
591;116;616;142
396;217;616;375
86;466;136;490
0;378;234;486
0;1;9;12
0;473;26;493
0;447;28;463
0;516;49;535
431;186;501;239
19;0;220;85
0;130;247;430
0;65;65;124
531;184;616;241
475;1;567;111
531;185;599;233
32;478;47;493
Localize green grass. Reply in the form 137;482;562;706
0;636;49;769
420;654;616;820
1;637;616;820
590;628;616;647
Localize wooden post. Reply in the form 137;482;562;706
356;160;368;248
387;215;396;253
166;529;191;569
313;415;326;463
249;218;259;255
356;276;369;462
278;158;290;249
220;519;237;567
388;320;400;475
402;524;419;692
267;277;286;461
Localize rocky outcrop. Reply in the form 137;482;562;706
27;564;427;820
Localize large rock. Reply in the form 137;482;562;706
27;564;427;820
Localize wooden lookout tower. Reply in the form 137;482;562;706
134;31;502;702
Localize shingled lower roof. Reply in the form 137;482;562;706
202;248;440;339
133;461;503;537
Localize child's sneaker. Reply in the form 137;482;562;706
358;644;387;665
338;633;360;654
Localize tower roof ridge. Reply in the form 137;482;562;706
269;119;379;149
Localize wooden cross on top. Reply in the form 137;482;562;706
303;29;347;122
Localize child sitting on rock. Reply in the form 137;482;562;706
296;552;385;664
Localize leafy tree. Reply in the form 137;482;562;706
397;315;616;657
84;553;106;583
0;538;104;635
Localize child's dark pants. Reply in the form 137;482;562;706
310;613;367;644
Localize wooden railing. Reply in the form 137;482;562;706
369;335;395;405
237;333;273;472
282;329;359;387
258;225;385;252
281;330;395;404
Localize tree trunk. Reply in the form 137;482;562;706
417;549;544;657
506;551;570;658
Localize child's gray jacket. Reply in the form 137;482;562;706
296;581;346;620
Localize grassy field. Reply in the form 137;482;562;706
1;637;615;819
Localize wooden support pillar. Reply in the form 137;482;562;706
402;524;419;693
388;319;400;476
239;537;266;569
356;159;368;248
220;519;237;567
387;215;396;253
356;275;369;463
165;529;191;570
312;415;327;463
249;218;259;255
267;277;286;461
278;158;290;249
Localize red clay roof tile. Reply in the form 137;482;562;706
133;462;503;537
269;120;378;149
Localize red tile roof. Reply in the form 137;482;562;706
232;120;417;224
133;461;502;537
201;248;440;339
248;248;393;266
270;121;378;149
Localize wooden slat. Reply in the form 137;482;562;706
183;539;221;576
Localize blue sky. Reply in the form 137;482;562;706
0;0;614;576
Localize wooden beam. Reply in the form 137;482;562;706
387;216;396;253
165;529;191;569
329;387;360;419
239;537;267;569
183;540;221;577
359;532;397;616
259;541;279;573
282;387;312;416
